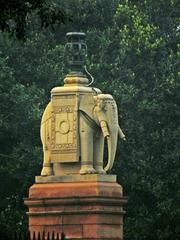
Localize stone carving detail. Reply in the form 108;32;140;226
40;85;125;176
40;32;125;176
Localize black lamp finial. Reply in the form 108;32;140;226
65;32;87;76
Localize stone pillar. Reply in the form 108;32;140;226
24;175;127;239
24;32;127;239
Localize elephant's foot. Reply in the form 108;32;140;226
80;165;96;175
95;167;106;174
41;165;53;176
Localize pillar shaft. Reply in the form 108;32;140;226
25;175;127;239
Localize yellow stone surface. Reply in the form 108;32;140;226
40;75;125;178
36;174;117;183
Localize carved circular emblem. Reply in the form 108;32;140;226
59;120;70;134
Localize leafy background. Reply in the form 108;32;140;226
0;0;179;239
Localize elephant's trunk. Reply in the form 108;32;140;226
104;137;112;172
104;131;118;172
104;125;125;172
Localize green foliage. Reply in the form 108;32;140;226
0;0;69;39
0;54;44;232
0;0;179;238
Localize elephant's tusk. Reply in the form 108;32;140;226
118;126;126;140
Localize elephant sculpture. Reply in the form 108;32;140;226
40;93;125;176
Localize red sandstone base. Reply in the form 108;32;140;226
24;181;127;239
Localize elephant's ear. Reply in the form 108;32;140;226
79;95;96;120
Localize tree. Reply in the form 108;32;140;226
0;0;69;39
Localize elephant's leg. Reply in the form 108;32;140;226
79;117;96;174
41;149;53;176
93;132;106;174
40;120;53;176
